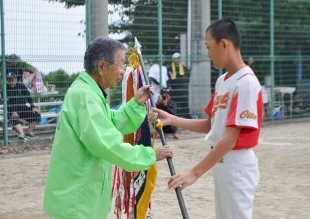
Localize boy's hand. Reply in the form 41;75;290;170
167;171;198;190
151;108;173;126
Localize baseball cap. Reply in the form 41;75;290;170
172;52;181;59
8;54;19;62
161;87;171;95
7;72;18;79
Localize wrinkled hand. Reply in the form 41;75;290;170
151;108;173;126
167;171;198;191
11;112;19;119
134;85;154;105
32;107;41;114
155;145;173;161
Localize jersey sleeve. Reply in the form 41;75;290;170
226;78;259;129
204;90;216;117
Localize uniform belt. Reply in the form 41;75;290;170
210;146;252;163
211;146;253;150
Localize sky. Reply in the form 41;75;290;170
1;0;122;75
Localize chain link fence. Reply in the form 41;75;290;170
1;0;310;145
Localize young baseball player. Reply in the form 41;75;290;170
152;18;264;219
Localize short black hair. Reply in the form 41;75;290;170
206;18;241;49
161;87;171;95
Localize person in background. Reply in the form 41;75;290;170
6;54;23;82
6;72;41;140
167;52;191;118
291;86;310;113
156;88;179;139
43;37;173;219
148;58;169;103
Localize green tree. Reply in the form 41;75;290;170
0;54;36;73
109;0;188;58
45;0;188;59
45;0;85;8
46;0;310;87
210;0;310;86
43;69;76;95
0;54;37;91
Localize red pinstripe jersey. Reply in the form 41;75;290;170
204;66;264;150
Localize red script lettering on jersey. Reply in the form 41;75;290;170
239;110;257;119
211;92;230;117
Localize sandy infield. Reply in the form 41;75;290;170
0;118;309;219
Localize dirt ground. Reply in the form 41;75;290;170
0;118;310;219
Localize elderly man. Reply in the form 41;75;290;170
43;37;173;219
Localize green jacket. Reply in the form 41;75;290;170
43;71;156;219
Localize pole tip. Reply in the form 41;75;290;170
134;37;141;51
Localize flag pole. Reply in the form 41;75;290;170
134;37;189;219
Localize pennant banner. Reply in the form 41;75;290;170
112;63;157;219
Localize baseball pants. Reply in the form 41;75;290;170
211;148;260;219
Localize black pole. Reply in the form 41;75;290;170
134;37;189;219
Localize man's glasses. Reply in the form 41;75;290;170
105;60;127;71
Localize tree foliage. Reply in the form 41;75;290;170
44;69;78;95
45;0;188;60
45;0;310;86
0;55;37;91
44;0;85;8
109;0;188;58
0;56;77;96
210;0;310;86
0;54;36;73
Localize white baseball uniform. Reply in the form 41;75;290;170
148;63;168;103
204;66;264;219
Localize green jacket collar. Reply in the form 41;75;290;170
78;71;107;104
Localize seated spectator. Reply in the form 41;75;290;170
6;72;41;140
292;89;310;113
156;88;180;139
6;54;23;82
